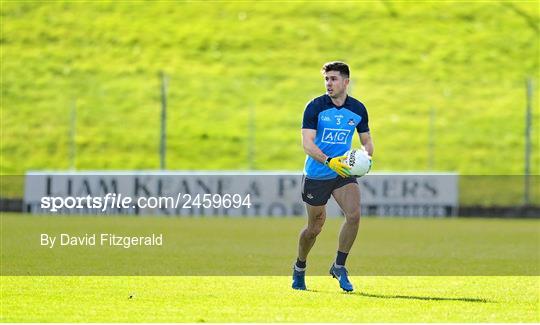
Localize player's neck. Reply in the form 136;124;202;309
330;93;347;107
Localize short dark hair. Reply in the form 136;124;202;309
321;61;350;78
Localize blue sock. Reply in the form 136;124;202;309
335;251;348;266
296;258;306;269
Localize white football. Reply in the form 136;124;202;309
344;149;372;177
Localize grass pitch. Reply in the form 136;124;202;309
2;276;538;322
1;214;539;322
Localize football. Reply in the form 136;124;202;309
344;149;372;177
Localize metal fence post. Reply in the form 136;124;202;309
160;71;168;170
69;99;76;170
524;77;533;206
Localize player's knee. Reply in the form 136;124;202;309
306;224;323;238
345;211;360;226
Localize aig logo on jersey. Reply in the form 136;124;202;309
321;128;351;144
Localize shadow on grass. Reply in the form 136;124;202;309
355;292;494;303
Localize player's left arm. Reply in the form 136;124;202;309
359;131;374;157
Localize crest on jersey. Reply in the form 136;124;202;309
348;119;355;126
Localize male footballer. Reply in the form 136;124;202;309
293;61;374;292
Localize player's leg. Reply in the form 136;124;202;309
329;180;361;292
293;177;332;290
297;204;327;262
293;204;326;290
333;182;361;255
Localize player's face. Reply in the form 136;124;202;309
324;71;349;98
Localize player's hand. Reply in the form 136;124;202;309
326;155;351;178
361;146;372;159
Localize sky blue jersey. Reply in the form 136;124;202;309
302;94;370;180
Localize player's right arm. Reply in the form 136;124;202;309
302;129;350;177
301;129;327;163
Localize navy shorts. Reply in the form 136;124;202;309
301;175;358;206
